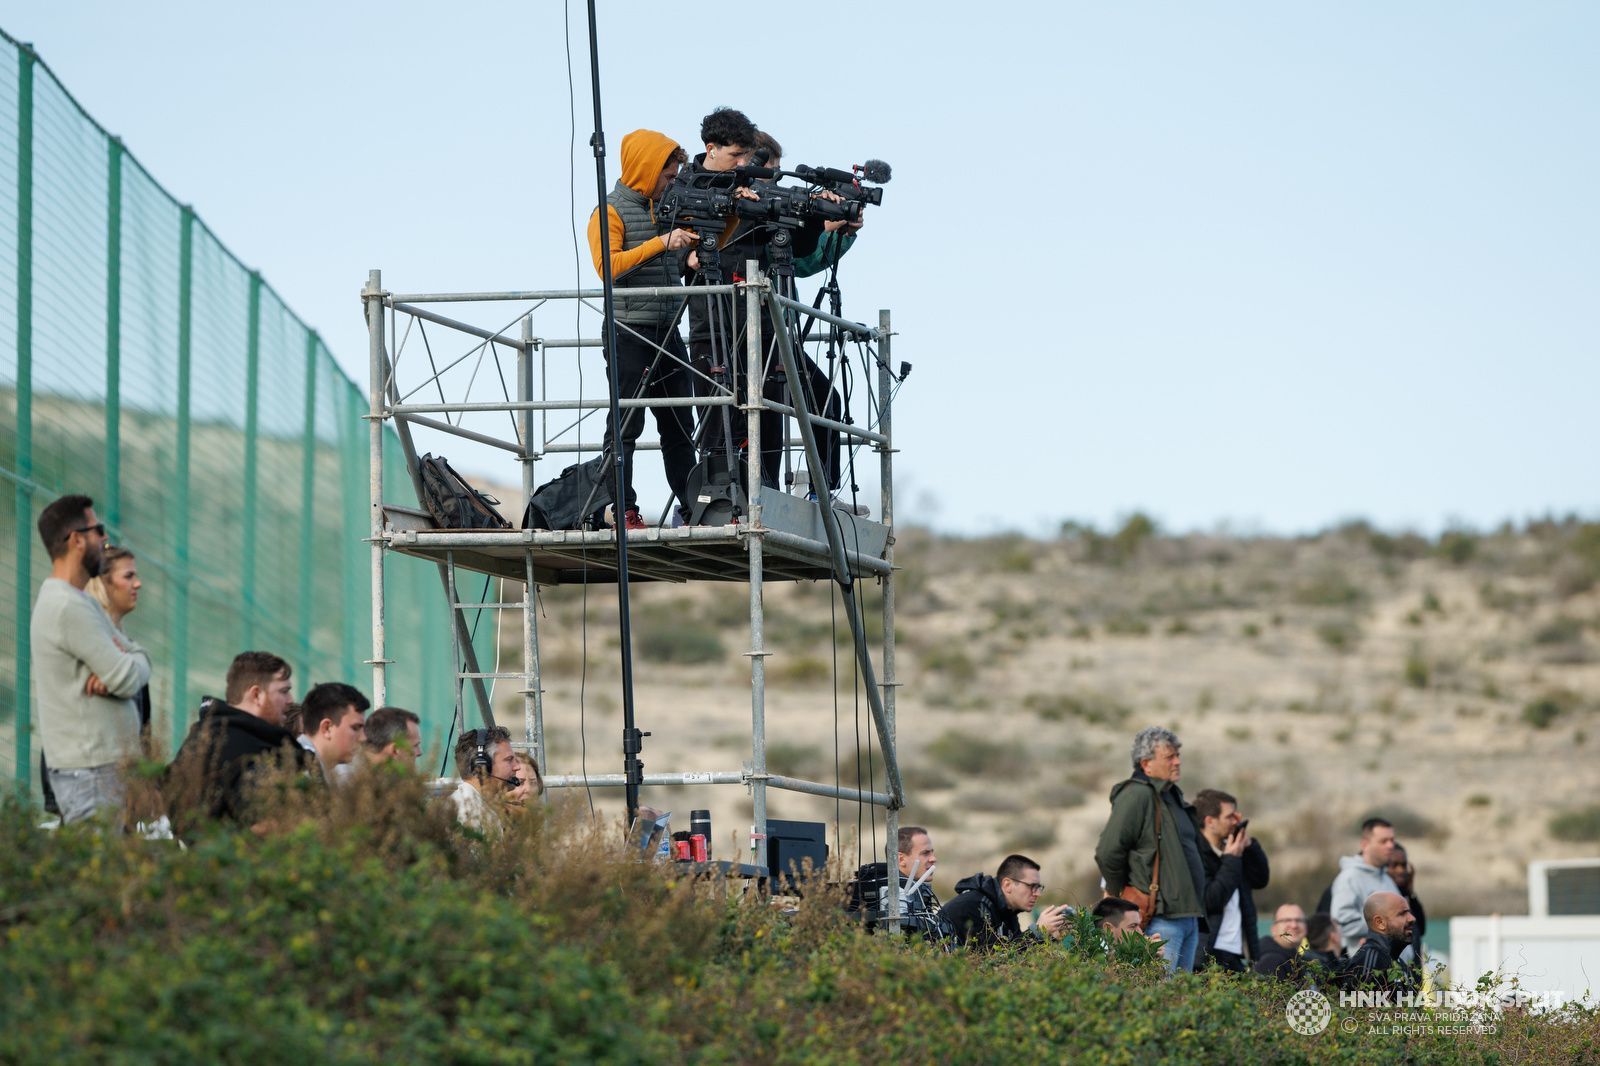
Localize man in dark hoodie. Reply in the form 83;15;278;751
586;128;700;529
1094;726;1208;972
1193;788;1270;972
938;853;1069;951
166;651;314;829
678;108;843;498
1340;891;1418;994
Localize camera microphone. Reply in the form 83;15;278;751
751;148;770;167
859;159;892;184
797;163;858;186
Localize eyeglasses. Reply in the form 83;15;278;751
63;523;106;541
1274;917;1307;925
1013;880;1044;893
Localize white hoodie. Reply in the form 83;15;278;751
1329;854;1399;950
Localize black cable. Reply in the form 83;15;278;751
831;576;842;857
440;575;493;777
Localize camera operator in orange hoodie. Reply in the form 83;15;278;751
585;129;699;529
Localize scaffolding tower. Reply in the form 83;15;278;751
361;266;908;928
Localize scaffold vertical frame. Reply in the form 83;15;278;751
364;272;904;902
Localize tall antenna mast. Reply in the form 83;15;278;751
583;0;644;828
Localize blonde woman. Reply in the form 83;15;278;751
84;545;150;736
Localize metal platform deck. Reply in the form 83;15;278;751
382;492;891;586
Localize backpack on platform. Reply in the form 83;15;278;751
417;453;512;530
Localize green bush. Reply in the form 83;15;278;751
1523;698;1563;729
926;731;1031;776
1549;804;1600;842
1316;619;1360;651
921;645;976;681
1438;530;1478;565
1103;614;1150;636
636;620;725;663
1533;616;1584;645
1024;691;1130;726
1294;569;1365;607
1;775;1592;1064
1405;650;1430;688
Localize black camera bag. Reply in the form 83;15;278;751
418;453;511;530
522;455;613;531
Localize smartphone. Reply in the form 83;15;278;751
1232;818;1249;839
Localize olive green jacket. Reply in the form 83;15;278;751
1094;772;1206;920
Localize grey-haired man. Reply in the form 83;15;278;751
1094;726;1208;972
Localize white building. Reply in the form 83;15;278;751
1449;858;1600;1007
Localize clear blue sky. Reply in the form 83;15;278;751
7;2;1596;536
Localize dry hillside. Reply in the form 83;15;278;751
482;513;1600;921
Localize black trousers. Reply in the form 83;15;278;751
602;323;696;511
689;326;841;495
1201;947;1248;973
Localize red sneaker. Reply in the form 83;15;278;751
623;508;648;530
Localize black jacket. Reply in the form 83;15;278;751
937;873;1046;951
1197;835;1270;961
1254;939;1303;981
167;698;314;826
1340;935;1417;994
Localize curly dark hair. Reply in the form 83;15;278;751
700;107;756;150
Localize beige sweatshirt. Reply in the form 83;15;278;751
30;577;151;768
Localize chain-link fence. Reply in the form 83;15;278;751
0;30;473;797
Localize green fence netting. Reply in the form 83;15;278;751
0;31;476;798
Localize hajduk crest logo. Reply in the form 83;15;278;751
1286;989;1332;1035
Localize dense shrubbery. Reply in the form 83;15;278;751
2;769;1596;1064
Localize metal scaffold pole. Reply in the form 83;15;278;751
520;314;545;777
879;309;899;934
364;270;388;706
745;263;768;869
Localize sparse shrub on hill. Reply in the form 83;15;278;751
1294;568;1365;607
1532;615;1584;646
1316;619;1360;651
1549;804;1600;842
926;731;1031;777
1438;529;1479;566
1024;690;1130;726
921;644;976;681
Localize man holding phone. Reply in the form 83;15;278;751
939;854;1069;951
1193;788;1271;972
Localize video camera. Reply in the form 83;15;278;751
656;157;890;232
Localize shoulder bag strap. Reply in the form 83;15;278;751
1149;783;1162;904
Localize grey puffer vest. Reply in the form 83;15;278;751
608;180;682;330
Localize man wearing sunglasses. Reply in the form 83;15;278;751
939;853;1070;950
31;494;151;825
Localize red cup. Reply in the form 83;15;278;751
690;834;708;863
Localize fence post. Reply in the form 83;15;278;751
12;44;34;794
240;272;261;648
297;332;318;683
104;137;122;533
170;206;193;749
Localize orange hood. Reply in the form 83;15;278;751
619;129;681;198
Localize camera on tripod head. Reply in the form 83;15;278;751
656;156;890;233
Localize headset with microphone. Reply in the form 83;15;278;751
467;728;522;789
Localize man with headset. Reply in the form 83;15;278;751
450;725;520;832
